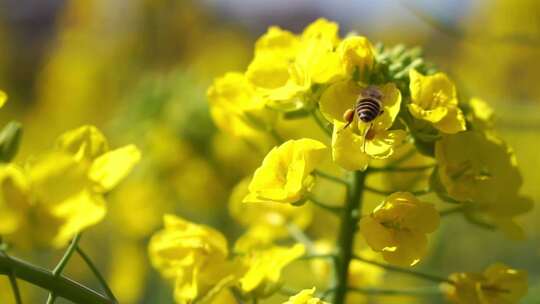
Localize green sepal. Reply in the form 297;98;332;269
0;121;22;163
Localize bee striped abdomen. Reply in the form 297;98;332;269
356;98;381;123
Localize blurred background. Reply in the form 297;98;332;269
0;0;538;303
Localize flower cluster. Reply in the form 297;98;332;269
0;124;140;248
148;214;306;303
148;18;532;304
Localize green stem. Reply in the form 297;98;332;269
348;286;441;296
269;128;284;144
53;234;82;276
47;233;82;303
368;165;435;173
440;206;464;216
320;287;336;300
313;170;348;187
230;287;246;304
0;254;114;304
286;223;315;253
464;213;496;230
45;294;56;304
387;148;415;167
333;170;366;304
312;111;333;136
8;270;22;304
353;255;453;284
76;247;117;302
364;186;431;196
308;195;342;214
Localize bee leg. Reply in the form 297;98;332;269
339;108;356;133
362;123;372;153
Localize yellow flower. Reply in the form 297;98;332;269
246;29;303;110
444;263;527;304
245;19;343;110
20;151;106;248
301;18;339;46
255;26;299;59
56;126;141;192
244;139;327;204
295;38;342;86
3;125;140;248
435;131;532;220
238;244;305;295
320;81;405;171
207;72;273;138
55;124;109;161
0;164;30;235
148;214;236;304
337;36;375;77
283;287;328;304
359;192;439;266
408;69;466;134
297;18;342;83
246;51;308;108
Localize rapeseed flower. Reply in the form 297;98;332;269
245;18;343;110
207;72;273;140
444;263;527;304
244;139;326;204
435;131;532;229
319;81;405;171
408;69;466;134
3;125;140;248
238;244;305;296
148;214;237;304
359;192;439;266
337;36;375;77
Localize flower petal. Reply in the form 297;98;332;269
332;120;369;171
365;130;406;159
319;80;361;123
89;145;141;192
359;216;396;251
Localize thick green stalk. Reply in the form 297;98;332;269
333;170;366;304
0;253;115;304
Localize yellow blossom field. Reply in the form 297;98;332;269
0;1;539;304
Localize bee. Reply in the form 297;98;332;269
341;86;384;151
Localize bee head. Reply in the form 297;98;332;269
362;86;383;100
